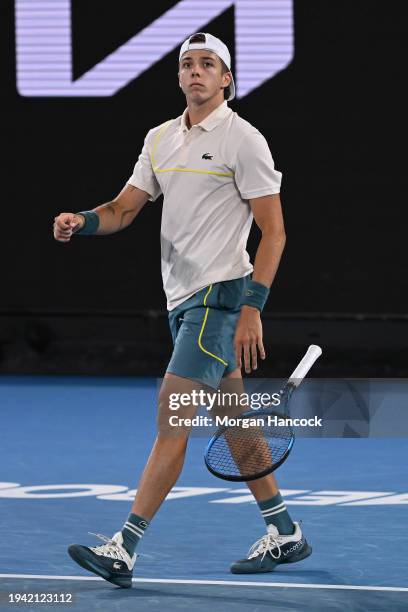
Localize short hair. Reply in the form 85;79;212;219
182;33;232;100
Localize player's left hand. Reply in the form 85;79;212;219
234;306;266;373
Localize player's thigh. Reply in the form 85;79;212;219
157;372;203;436
215;367;247;419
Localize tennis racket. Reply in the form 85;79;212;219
204;344;322;481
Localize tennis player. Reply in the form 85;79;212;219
53;33;312;588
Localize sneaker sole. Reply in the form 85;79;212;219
231;563;279;574
68;546;132;589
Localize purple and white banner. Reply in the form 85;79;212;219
15;0;294;97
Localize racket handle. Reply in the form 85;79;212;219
288;345;322;387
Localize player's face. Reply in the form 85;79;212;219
178;50;230;104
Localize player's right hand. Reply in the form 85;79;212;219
53;213;84;243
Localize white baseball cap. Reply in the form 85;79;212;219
179;32;235;101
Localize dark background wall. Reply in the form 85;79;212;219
1;1;406;376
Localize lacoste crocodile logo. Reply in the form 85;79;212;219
113;562;122;569
202;153;213;160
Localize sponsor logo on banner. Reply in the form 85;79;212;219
15;0;293;97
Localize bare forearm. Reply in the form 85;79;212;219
88;200;138;235
252;230;286;289
54;185;149;242
235;195;286;372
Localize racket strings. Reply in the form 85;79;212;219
206;421;292;479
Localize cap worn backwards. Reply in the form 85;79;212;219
179;32;235;101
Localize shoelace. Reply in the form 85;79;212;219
248;533;282;561
88;532;129;562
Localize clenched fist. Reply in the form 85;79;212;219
53;213;85;243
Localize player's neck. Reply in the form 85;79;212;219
185;96;225;129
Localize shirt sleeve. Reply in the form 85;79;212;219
127;130;162;202
233;130;282;200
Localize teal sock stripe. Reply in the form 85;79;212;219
257;492;295;535
121;512;149;556
258;492;284;512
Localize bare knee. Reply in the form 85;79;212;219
157;382;196;438
154;432;189;458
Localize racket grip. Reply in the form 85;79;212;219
288;345;322;386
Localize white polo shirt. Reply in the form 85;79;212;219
127;101;282;311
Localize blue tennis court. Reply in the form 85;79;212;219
1;376;407;611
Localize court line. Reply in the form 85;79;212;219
0;574;407;592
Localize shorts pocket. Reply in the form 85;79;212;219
218;278;246;311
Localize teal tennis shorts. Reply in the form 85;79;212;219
167;275;250;389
